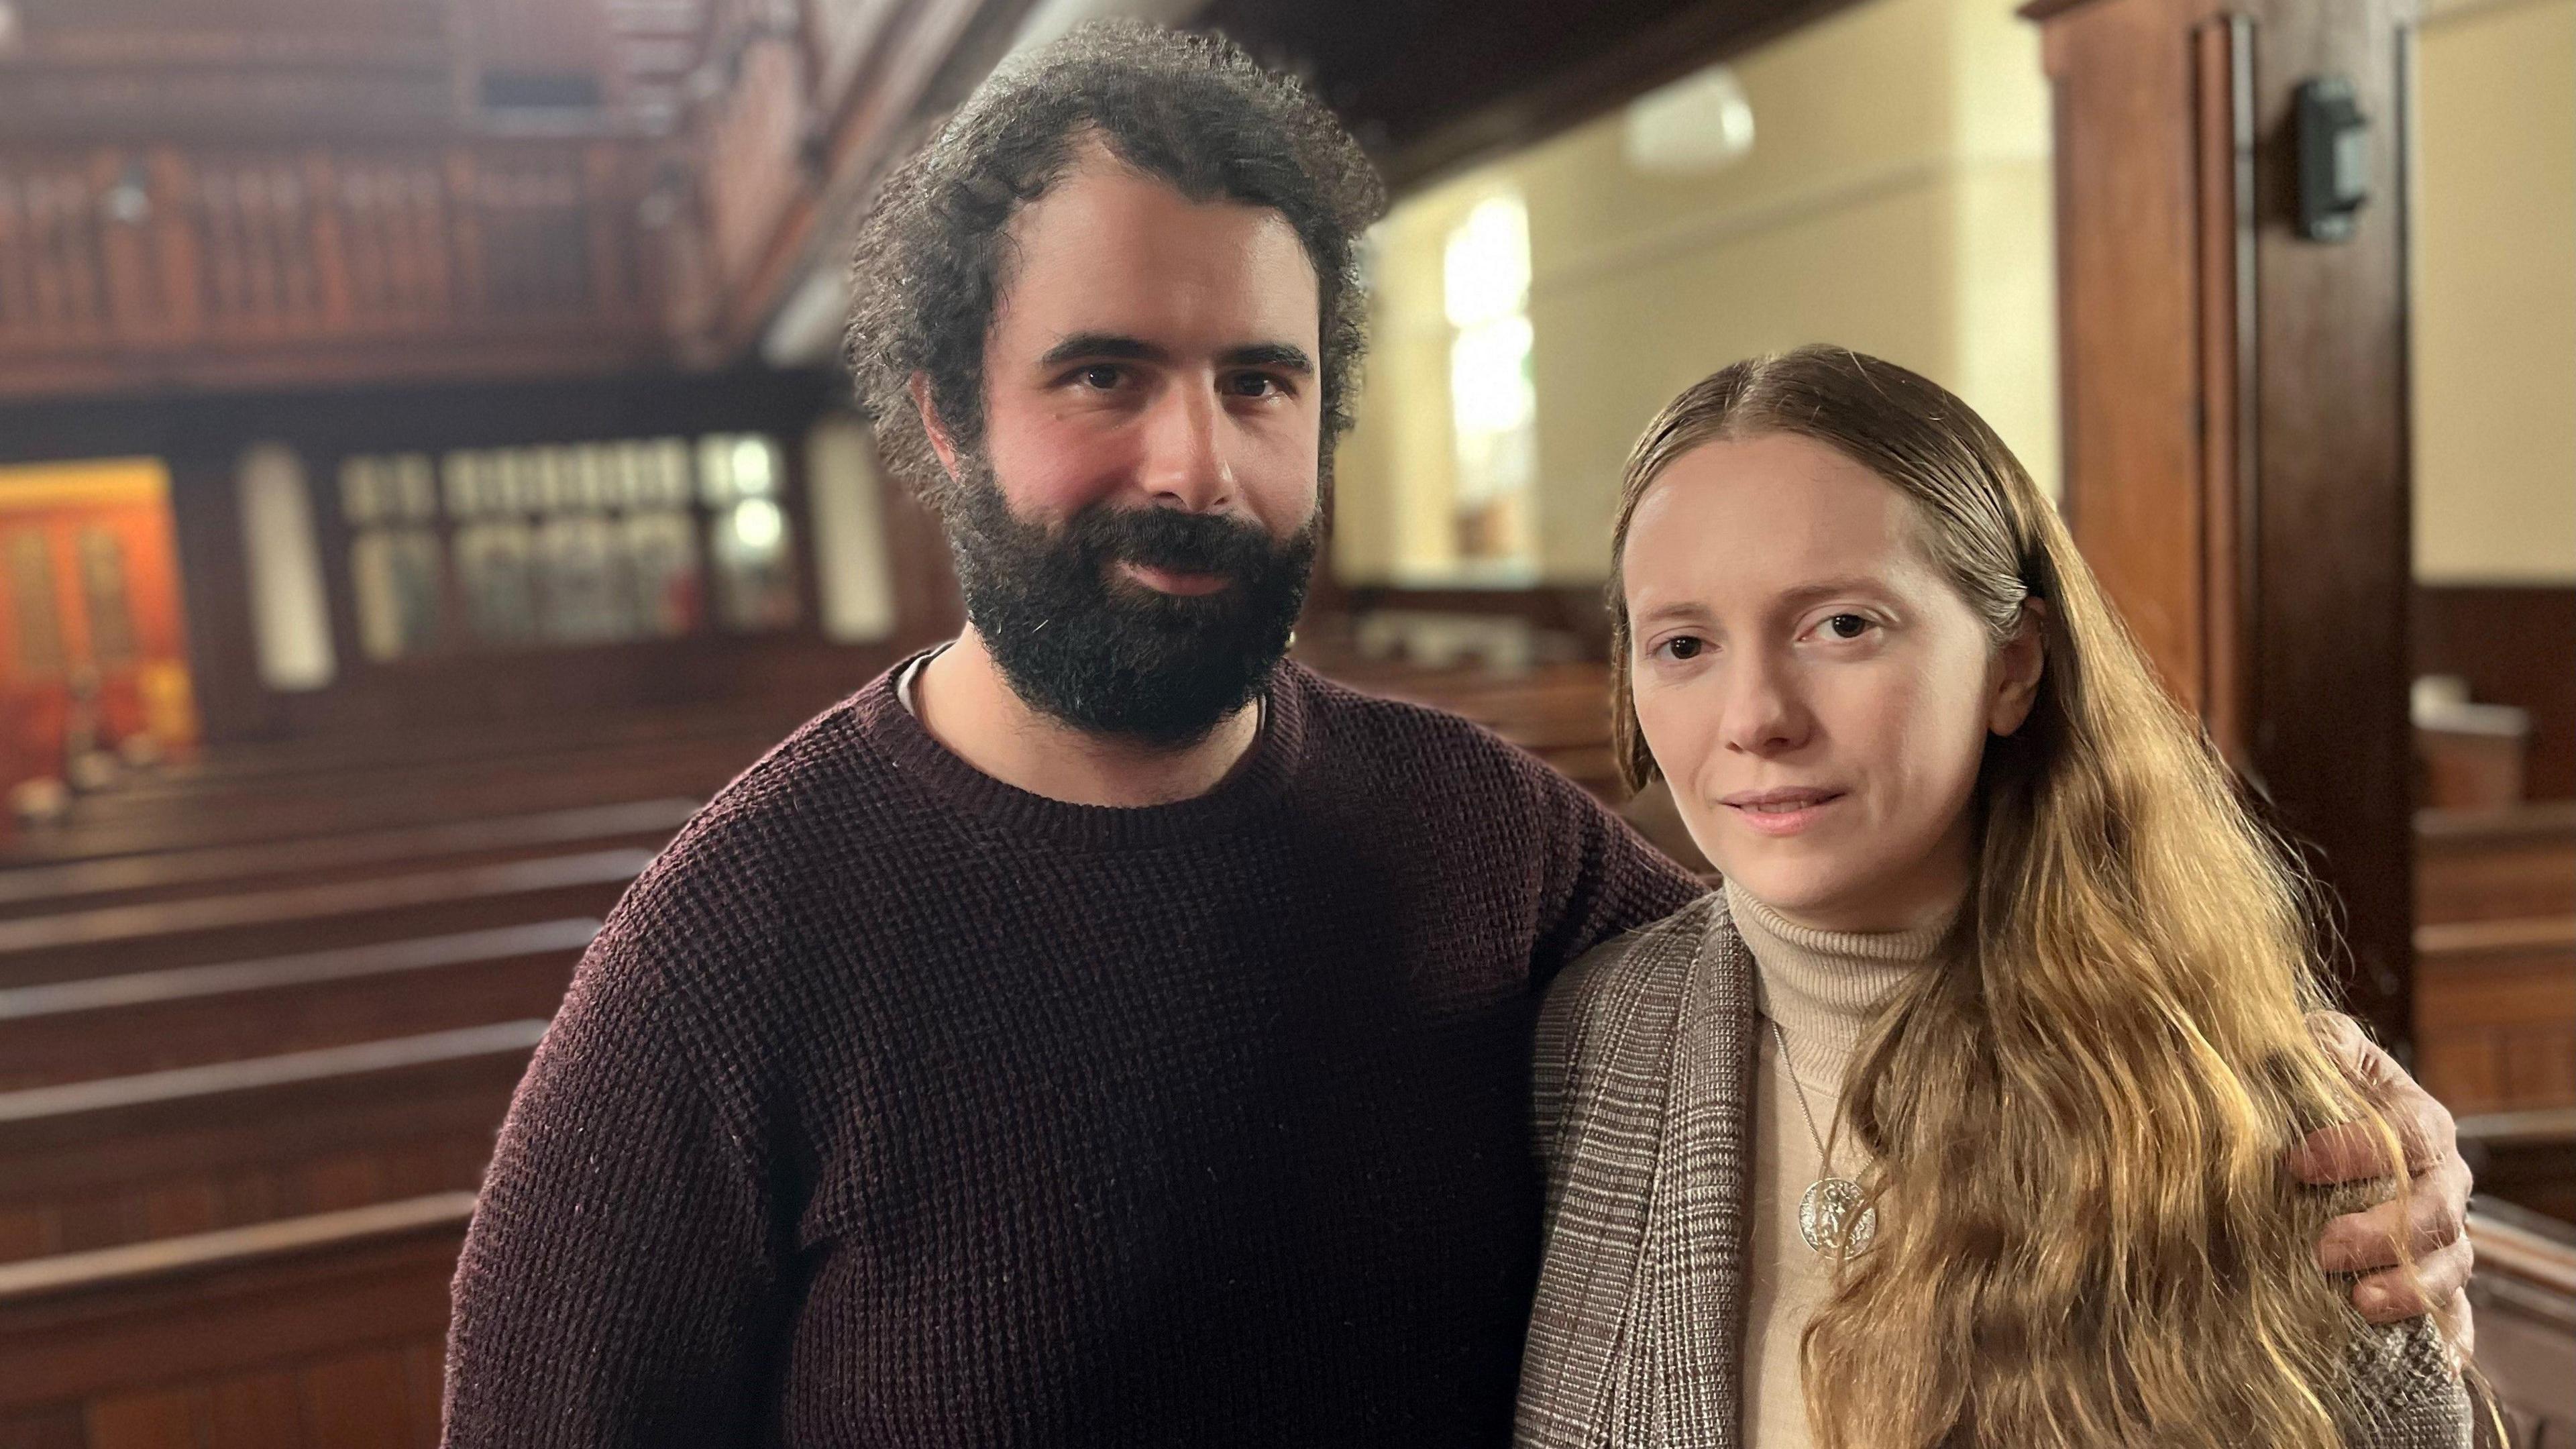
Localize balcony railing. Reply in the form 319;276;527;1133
0;140;674;393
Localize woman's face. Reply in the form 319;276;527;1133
1623;432;2041;932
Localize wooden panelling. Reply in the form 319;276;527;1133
2030;0;2417;1045
0;140;667;399
2417;584;2576;802
0;0;459;144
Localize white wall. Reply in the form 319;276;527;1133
2412;0;2576;584
1333;0;2059;587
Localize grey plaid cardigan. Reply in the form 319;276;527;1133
1515;892;2475;1449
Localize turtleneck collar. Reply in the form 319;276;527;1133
1723;876;1954;1087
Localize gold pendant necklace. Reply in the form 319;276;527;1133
1770;1016;1877;1256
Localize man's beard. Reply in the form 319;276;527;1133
938;460;1319;747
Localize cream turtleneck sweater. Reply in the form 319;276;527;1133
1723;877;1952;1449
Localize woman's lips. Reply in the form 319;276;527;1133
1720;788;1846;837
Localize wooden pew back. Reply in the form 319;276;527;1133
2414;914;2576;1116
0;849;647;988
0;799;694;920
0;1195;469;1448
2417;802;2576;926
0;1021;539;1262
0;920;591;1089
2466;1200;2576;1448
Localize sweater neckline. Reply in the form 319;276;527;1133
853;649;1309;851
1723;877;1951;1088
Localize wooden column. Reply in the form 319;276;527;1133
2026;0;2418;1047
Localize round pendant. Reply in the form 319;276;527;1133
1798;1177;1877;1256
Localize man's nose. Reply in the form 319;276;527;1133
1139;381;1236;513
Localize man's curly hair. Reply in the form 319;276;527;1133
843;20;1386;500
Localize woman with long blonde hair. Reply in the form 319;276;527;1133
1517;347;2481;1448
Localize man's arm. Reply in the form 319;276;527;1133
1526;757;1705;985
443;961;782;1447
2292;1011;2477;1350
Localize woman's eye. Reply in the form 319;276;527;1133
1656;637;1706;661
1821;614;1873;641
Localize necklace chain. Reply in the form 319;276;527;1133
1768;1012;1878;1256
1768;1015;1837;1171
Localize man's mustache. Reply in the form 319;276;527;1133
1062;504;1303;582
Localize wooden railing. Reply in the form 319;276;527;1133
0;140;673;394
2467;1199;2576;1446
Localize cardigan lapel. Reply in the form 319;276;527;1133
1635;905;1759;1447
1520;901;1702;1448
1517;896;1760;1449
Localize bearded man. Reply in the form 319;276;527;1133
442;23;2478;1448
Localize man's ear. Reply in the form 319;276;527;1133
1990;598;2049;737
908;373;963;482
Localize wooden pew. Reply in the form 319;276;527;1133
0;920;592;1089
2459;1107;2576;1228
67;733;753;823
0;847;649;988
0;1193;469;1447
2414;914;2576;1118
1336;661;1627;797
2467;1199;2576;1448
131;696;802;792
0;798;695;919
1;739;750;869
2418;801;2576;926
0;1020;539;1262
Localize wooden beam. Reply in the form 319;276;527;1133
1196;0;1869;193
706;0;1041;356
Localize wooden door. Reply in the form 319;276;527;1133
0;460;197;792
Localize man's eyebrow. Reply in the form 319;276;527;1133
1221;342;1315;374
1033;334;1317;375
1038;333;1169;368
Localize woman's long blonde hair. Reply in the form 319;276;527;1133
1607;347;2422;1448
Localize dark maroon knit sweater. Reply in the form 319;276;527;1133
442;658;1699;1448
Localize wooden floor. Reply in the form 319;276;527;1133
0;665;2565;1446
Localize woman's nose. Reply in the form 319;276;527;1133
1719;652;1813;756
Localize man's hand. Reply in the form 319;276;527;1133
2288;1011;2475;1352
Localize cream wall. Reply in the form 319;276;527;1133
1332;0;2059;587
2412;0;2576;585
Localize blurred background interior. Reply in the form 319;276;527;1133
0;0;2565;1442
